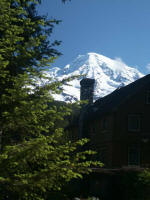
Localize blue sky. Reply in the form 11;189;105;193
38;0;150;74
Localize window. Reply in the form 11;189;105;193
128;115;141;131
102;118;108;130
128;145;140;166
146;91;150;104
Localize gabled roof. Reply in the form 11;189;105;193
87;74;150;120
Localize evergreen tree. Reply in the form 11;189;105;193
0;0;102;199
0;0;62;143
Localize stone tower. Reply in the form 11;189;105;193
80;78;95;104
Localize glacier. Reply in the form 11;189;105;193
46;53;144;102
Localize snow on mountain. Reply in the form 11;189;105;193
46;53;144;102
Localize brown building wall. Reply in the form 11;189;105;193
87;115;114;167
68;84;150;168
112;87;150;167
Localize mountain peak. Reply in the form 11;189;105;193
47;53;144;102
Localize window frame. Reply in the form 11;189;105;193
101;118;108;130
128;114;141;132
128;145;140;166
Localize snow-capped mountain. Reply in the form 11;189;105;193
46;53;144;102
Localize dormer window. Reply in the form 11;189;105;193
146;91;150;104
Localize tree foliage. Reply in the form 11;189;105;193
0;135;101;200
0;0;102;199
0;0;62;142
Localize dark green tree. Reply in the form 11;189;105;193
0;0;62;143
0;0;102;199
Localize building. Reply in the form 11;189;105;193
72;74;150;168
